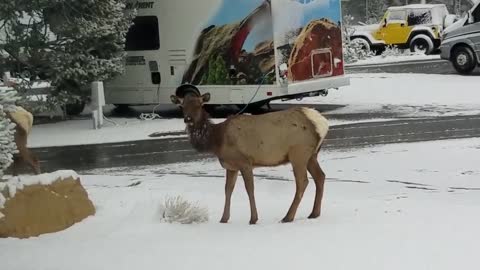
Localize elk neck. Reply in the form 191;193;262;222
186;110;222;153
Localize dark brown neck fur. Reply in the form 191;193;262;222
186;110;223;153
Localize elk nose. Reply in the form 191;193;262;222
184;116;192;123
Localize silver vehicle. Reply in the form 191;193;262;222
440;1;480;74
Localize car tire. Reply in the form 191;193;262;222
451;45;477;75
409;34;434;55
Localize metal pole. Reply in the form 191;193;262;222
366;0;368;22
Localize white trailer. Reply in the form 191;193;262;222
104;0;350;109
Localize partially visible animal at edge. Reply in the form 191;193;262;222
171;85;329;224
5;106;41;176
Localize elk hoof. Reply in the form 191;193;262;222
308;212;320;219
249;218;258;225
219;218;229;223
281;216;293;223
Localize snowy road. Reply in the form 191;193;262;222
29;114;480;173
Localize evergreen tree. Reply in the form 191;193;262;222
366;0;387;24
0;0;136;109
0;89;20;178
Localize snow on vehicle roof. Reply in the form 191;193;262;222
388;4;446;10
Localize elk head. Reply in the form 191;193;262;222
170;84;210;127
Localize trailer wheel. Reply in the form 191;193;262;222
112;104;132;115
451;45;477;75
114;104;131;110
64;101;85;116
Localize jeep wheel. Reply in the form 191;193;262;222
409;34;434;55
351;37;371;52
451;45;477;75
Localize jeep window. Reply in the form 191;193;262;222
125;16;160;51
407;9;432;25
387;10;406;22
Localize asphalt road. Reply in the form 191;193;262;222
24;114;480;174
346;58;480;75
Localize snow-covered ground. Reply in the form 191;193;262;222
25;72;480;148
277;73;480;116
1;138;479;270
27;115;394;148
346;53;441;66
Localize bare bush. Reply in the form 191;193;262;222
159;196;209;224
381;45;406;57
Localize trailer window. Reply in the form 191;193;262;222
125;16;160;51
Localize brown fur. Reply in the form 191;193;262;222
6;107;41;176
172;92;329;224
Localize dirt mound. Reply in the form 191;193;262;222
0;170;95;238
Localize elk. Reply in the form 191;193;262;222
6;106;41;176
171;84;329;224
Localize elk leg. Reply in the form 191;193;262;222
282;160;309;223
12;156;21;176
18;145;41;175
307;155;326;219
220;169;238;223
240;167;258;225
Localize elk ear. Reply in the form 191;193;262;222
201;93;211;103
170;95;181;105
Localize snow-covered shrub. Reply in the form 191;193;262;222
380;45;406;57
342;14;374;64
159;196;209;224
0;89;20;179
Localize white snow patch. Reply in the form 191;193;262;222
346;54;441;66
276;73;480;117
28;117;224;148
0;170;79;208
0;138;479;269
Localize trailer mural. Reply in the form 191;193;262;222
273;0;344;82
181;0;275;86
181;0;344;86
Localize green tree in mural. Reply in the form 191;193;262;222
206;55;231;85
